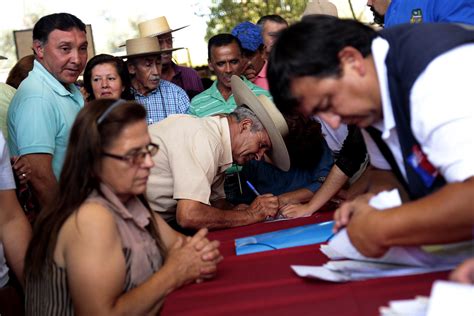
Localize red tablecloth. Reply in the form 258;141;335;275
161;212;448;316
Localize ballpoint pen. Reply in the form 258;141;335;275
246;180;284;219
246;180;260;196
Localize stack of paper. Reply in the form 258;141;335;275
292;189;473;282
378;281;474;316
379;296;429;316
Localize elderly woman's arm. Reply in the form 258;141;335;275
60;203;220;316
0;189;32;286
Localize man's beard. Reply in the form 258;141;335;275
370;6;385;26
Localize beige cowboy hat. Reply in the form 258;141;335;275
231;75;290;171
303;0;339;17
138;16;189;38
120;37;181;59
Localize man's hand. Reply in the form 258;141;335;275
335;193;388;257
280;203;314;218
246;194;279;220
233;204;248;211
11;155;31;185
450;258;474;284
346;203;388;258
333;193;374;233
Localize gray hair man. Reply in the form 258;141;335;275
147;76;290;232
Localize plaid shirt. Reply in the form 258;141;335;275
132;80;190;125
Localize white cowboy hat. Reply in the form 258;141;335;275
303;0;339;17
138;16;189;38
120;37;181;59
231;75;290;171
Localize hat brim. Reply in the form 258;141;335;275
231;75;290;171
120;47;183;59
145;25;189;37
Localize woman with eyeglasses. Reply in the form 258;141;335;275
24;99;222;315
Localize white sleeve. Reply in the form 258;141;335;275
360;129;391;170
411;43;474;182
0;131;15;190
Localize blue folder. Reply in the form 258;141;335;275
235;221;334;255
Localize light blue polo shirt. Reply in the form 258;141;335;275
8;60;84;179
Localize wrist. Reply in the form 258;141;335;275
369;211;390;250
159;262;183;293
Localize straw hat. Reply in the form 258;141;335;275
231;75;290;171
303;0;338;17
138;16;188;38
121;37;181;59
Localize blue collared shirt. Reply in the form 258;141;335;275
132;79;190;125
8;60;84;178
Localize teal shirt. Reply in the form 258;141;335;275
189;76;272;117
8;60;84;179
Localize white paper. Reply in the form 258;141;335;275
325;189;472;268
292;262;452;283
368;188;402;209
292;189;473;282
379;296;429;316
426;281;474;316
378;281;474;316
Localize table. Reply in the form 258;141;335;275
161;211;448;315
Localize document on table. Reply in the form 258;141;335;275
291;189;473;282
378;281;474;316
235;220;334;255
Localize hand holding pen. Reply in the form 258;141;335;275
246;181;280;220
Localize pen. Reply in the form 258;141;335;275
246;180;260;196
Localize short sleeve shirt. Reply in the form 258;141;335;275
0;83;16;138
189;76;272;117
7;60;84;179
0;131;15;190
0;131;14;288
146;115;233;222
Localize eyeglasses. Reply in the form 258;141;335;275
102;143;159;166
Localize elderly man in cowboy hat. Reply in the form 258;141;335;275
146;75;289;232
138;16;204;99
123;36;190;125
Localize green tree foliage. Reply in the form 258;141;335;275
204;0;307;41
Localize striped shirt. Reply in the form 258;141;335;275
189;76;272;118
132;79;190;125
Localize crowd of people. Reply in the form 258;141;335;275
0;0;473;314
